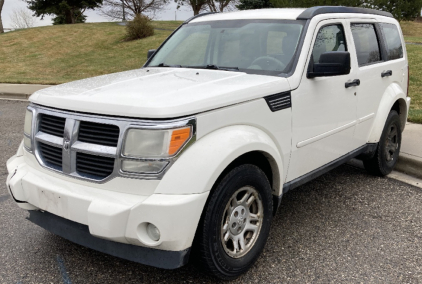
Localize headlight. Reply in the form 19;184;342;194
123;127;191;158
23;109;33;150
121;126;192;174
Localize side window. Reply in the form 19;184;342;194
312;24;347;64
351;24;381;66
380;23;404;60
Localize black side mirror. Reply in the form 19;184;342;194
307;51;351;78
147;49;156;60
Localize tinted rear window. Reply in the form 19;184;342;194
351;24;381;66
380;23;403;60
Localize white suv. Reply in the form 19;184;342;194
6;6;410;280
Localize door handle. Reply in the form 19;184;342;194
381;70;393;78
345;79;360;88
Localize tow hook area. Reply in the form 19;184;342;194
7;169;26;203
6;164;31;204
7;166;39;210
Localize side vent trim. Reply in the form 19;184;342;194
264;92;292;112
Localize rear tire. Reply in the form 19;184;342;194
196;164;273;280
363;110;402;176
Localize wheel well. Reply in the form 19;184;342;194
213;151;280;195
391;98;407;131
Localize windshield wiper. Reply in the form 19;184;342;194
186;65;240;71
155;63;182;68
205;64;240;71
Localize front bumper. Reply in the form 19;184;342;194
28;210;190;269
6;150;209;268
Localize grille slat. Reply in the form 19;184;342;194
76;152;115;179
78;128;119;136
41;119;66;127
40;124;64;134
41;151;62;162
39;142;62;170
78;121;119;147
40;114;66;137
77;165;114;175
75;167;111;177
78;134;119;142
75;157;114;168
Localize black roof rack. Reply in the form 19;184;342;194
297;6;393;20
184;12;218;24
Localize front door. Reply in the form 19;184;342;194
287;19;360;182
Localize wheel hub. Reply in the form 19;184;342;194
229;205;248;235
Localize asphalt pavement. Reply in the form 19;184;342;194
1;100;422;283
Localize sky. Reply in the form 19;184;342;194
1;0;195;29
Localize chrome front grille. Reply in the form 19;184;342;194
78;121;120;147
32;107;123;182
39;114;66;136
39;142;63;170
76;152;115;179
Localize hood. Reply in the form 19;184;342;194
30;68;291;119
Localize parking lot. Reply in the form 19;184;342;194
1;100;422;283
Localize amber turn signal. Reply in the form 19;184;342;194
168;127;191;155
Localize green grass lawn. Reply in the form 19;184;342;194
0;20;421;123
401;21;422;123
0;21;182;85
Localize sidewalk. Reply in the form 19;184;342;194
0;84;51;100
396;123;422;179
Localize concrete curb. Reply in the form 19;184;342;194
0;84;52;101
0;92;31;100
395;153;422;179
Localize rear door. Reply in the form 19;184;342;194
348;19;406;144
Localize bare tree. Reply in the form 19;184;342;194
207;0;237;12
175;0;208;16
10;8;35;29
100;0;167;21
0;0;5;34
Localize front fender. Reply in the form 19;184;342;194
155;125;283;196
368;83;409;143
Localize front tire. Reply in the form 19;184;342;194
363;110;402;176
196;164;273;280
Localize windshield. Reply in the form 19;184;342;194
147;19;305;76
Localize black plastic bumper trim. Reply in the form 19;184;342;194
27;210;191;269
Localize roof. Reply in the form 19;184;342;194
297;6;393;19
187;7;393;23
189;9;306;23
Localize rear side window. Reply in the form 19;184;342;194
380;23;403;60
312;24;347;64
351;24;381;66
